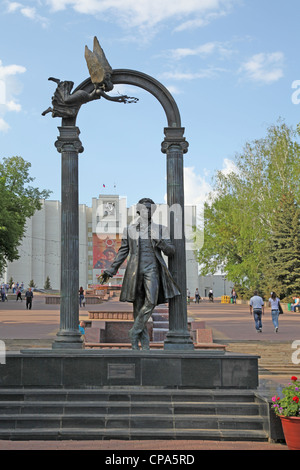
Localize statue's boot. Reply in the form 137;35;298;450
131;341;140;350
140;329;150;350
129;328;140;350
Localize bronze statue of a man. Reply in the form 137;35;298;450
99;198;180;350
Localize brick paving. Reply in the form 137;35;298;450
0;439;287;450
1;294;298;450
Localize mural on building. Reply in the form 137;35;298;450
92;233;126;278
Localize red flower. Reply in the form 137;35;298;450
291;376;298;381
292;396;299;403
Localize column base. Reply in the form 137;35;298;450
164;330;194;350
52;330;84;350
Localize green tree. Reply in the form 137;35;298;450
0;156;51;276
267;192;300;300
44;276;51;290
29;279;36;288
195;120;300;298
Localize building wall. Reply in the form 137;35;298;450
2;200;89;290
198;274;234;298
79;204;91;289
3;200;61;289
184;205;199;296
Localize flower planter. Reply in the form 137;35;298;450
280;416;300;450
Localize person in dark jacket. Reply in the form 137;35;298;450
25;288;33;309
99;198;180;350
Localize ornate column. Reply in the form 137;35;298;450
162;127;194;350
52;126;84;349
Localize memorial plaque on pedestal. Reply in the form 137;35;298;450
107;363;136;379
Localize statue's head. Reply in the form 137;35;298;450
136;198;156;219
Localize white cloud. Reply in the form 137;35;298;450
21;6;38;19
160;67;226;82
164;165;211;210
165;84;182;95
204;158;238;201
45;0;237;30
0;117;10;132
0;61;26;80
5;0;238;36
166;41;235;61
183;166;212;249
184;166;212;208
162;165;212;248
5;1;49;27
157;41;233;91
5;100;22;112
6;1;22;13
168;43;216;60
0;59;26;132
163;162;238;248
220;158;239;176
175;8;229;31
239;52;284;84
166;161;238;213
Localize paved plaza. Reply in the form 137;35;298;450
1;294;298;451
1;294;299;348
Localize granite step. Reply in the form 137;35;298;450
0;400;263;416
0;427;269;441
0;388;260;402
0;388;270;442
0;413;267;431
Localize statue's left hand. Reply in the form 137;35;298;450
98;272;111;285
150;231;160;246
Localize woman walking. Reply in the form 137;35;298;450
268;292;280;333
79;286;85;307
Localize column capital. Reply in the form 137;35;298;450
161;127;189;154
55;126;84;154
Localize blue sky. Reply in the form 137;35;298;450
1;0;300;209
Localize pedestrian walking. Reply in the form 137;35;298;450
187;288;191;304
16;289;22;301
79;286;85;307
268;291;281;333
194;288;200;303
249;290;264;332
25;288;33;309
1;285;6;302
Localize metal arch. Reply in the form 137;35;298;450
73;69;182;128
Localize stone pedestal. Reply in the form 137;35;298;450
1;350;259;390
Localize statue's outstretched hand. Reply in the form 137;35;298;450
98;272;111;285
